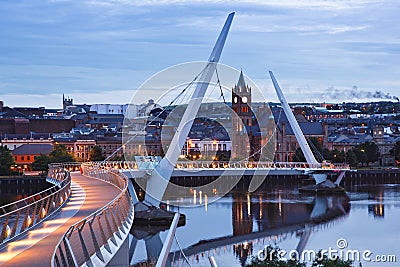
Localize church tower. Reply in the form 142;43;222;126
62;94;73;110
231;70;253;159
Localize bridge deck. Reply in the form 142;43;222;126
0;172;121;267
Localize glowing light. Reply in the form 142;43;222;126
247;194;251;216
41;208;46;218
26;215;32;227
205;194;208;212
4;225;11;238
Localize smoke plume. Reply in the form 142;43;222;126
324;85;399;102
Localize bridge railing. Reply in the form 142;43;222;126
51;162;134;267
86;160;350;171
175;161;350;170
0;163;76;247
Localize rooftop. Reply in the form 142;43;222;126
11;144;53;155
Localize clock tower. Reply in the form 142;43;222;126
231;70;253;159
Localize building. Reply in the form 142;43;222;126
11;144;53;171
272;107;326;162
231;70;253;160
181;138;232;160
1;135;53;151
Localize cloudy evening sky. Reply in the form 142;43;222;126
1;0;399;108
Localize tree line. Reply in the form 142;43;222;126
0;144;110;175
294;138;398;167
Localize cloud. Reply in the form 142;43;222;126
0;0;399;108
82;0;384;10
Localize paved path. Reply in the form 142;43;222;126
0;172;121;267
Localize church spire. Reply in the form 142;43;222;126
237;69;246;88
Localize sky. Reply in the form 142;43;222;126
1;0;400;108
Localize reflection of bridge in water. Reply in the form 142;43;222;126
166;193;350;266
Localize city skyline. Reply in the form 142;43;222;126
1;0;400;108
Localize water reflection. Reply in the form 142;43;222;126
351;184;389;219
0;177;51;206
130;183;400;267
130;191;350;266
182;193;350;267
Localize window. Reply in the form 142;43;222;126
27;156;30;160
242;106;248;113
21;156;24;161
223;144;227;151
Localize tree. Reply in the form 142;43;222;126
354;142;380;166
49;144;75;163
329;149;345;163
293;147;306;162
390;141;400;162
0;146;16;175
32;154;51;172
89;145;105;161
345;149;358;168
293;138;336;163
247;245;306;267
109;154;125;161
312;251;353;267
247;245;353;267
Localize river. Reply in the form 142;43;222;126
131;178;400;267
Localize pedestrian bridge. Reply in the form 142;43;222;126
0;163;134;267
96;160;350;178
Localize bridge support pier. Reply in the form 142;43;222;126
107;238;129;267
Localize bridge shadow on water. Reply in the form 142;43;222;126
129;175;352;266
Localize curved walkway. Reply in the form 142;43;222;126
0;172;121;267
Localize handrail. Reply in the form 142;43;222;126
51;162;134;267
92;160;350;171
0;163;77;247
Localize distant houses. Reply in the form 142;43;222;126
1;81;399;167
11;144;53;171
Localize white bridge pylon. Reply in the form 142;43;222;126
269;71;340;186
144;12;235;206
